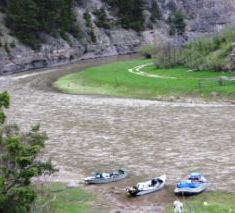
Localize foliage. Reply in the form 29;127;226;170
154;28;235;71
0;92;55;213
104;0;145;31
5;0;39;48
168;10;186;35
5;0;80;48
83;10;96;43
93;7;111;29
150;0;161;22
154;42;183;68
137;42;159;58
183;28;235;71
0;91;9;124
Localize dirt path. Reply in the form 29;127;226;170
1;56;235;212
128;63;176;79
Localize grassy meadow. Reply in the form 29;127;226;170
32;183;99;213
54;59;235;100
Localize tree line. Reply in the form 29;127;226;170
4;0;80;49
1;0;186;48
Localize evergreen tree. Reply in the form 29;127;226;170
150;0;161;22
6;0;79;48
6;0;40;48
0;92;55;213
168;10;186;36
93;7;110;29
119;0;145;31
104;0;145;31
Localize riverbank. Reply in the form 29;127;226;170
1;56;235;212
54;59;235;102
33;182;235;213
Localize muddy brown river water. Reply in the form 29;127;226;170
0;56;235;212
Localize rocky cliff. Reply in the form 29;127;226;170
0;0;235;75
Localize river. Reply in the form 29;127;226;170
0;56;235;212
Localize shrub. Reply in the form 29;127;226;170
154;28;235;71
93;7;111;29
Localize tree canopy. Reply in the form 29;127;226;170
104;0;145;31
168;10;186;36
5;0;79;48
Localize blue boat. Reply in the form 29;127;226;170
174;173;208;195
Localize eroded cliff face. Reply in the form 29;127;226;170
0;0;235;74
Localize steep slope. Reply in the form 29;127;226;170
0;0;235;74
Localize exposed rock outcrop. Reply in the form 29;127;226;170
0;0;235;74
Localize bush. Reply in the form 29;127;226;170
154;42;184;68
104;0;145;31
93;7;111;29
83;10;96;43
154;28;235;71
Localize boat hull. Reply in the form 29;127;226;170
174;184;207;196
127;175;166;196
84;171;128;184
135;184;164;196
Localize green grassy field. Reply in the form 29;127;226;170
54;59;235;100
165;192;235;213
32;183;97;213
32;184;235;213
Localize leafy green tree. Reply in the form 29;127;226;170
0;92;55;213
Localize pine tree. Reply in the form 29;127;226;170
150;0;161;22
168;10;186;36
118;0;145;31
0;92;55;213
6;0;40;48
6;0;79;47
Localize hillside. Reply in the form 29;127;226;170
0;0;235;74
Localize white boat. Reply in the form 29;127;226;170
126;175;166;196
174;173;208;195
84;169;128;184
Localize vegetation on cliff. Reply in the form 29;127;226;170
5;0;80;48
104;0;146;31
1;0;163;48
